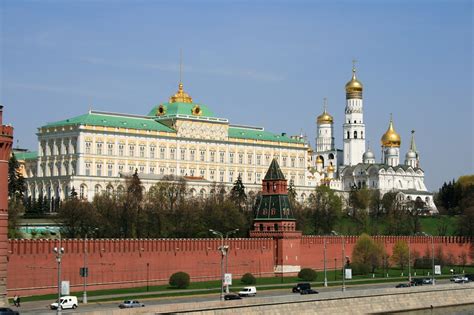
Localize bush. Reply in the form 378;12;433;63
169;272;190;289
352;262;370;275
298;268;317;281
241;273;256;285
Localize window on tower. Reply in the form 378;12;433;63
347;131;350;139
361;131;364;139
354;131;358;139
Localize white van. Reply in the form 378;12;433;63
50;296;78;310
238;286;257;297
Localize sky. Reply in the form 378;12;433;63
0;0;472;191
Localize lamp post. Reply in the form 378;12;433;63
334;258;337;281
323;238;327;287
83;228;98;304
342;235;346;292
408;238;412;282
146;263;150;292
209;228;239;299
431;235;435;286
52;232;64;315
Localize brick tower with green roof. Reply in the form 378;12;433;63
250;159;302;275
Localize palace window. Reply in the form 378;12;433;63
220;151;225;163
247;154;253;165
149;166;155;174
107;143;114;155
200;169;205;177
96;142;103;155
96;163;102;176
247;172;252;182
85;141;92;154
200;150;206;162
85;162;91;176
190;169;195;176
238;153;243;164
169;168;175;175
139;145;145;158
210;151;215;162
229;152;234;164
291;157;295;167
190;149;195;161
129;144;135;157
80;185;86;199
210;169;215;180
160;147;166;159
256;173;261;182
150;145;155;158
220;171;224;182
180;149;186;160
107;163;113;177
257;155;262;165
118;144;124;156
299;157;304;167
118;164;124;173
160;167;165;175
229;171;234;183
139;165;145;173
170;148;176;160
129;165;135;172
265;154;270;164
282;156;287;167
180;168;186;176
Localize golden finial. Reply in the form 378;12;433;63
317;97;333;124
352;59;357;76
323;97;328;113
381;114;401;147
345;59;363;99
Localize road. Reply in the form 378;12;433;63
16;279;456;314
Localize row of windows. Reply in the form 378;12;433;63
84;142;305;167
346;130;364;139
41;139;77;156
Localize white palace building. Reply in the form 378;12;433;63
17;64;437;213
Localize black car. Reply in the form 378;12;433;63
292;282;311;293
396;283;410;288
465;274;474;281
410;278;424;286
224;293;242;300
0;308;19;315
300;289;319;295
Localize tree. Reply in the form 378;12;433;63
351;234;385;274
349;187;371;234
241;273;256;285
121;170;144;238
310;185;342;234
169;272;190;289
8;198;23;238
391;240;409;270
8;153;25;200
56;199;99;238
230;175;247;210
288;180;297;206
298;268;317;281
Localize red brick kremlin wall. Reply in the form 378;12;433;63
7;236;472;296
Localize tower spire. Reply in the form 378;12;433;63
410;130;417;153
179;48;183;83
323;97;328;113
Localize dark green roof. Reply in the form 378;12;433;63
254;194;295;220
229;127;304;144
148;102;216;118
14;151;37;160
264;159;286;180
44;112;175;133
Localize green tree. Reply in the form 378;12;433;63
288;180;297;206
8;198;23;238
57;199;99;238
391;240;409;270
310;185;342;234
351;234;384;274
121;170;144;238
8;153;25;200
230;175;247;210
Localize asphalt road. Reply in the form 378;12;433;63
16;279;456;314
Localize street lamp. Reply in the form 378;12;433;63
323;238;327;287
209;228;239;299
52;232;64;315
83;228;98;304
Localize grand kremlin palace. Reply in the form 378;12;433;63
16;66;437;212
18;82;316;203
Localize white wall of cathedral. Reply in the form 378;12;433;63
316;123;334;152
343;97;365;166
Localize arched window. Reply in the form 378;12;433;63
347;131;350;139
354;131;358;139
328;153;334;159
361;131;364;139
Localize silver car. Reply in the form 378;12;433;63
118;300;145;308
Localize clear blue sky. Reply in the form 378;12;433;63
1;0;472;190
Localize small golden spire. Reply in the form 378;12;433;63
345;59;363;99
169;50;193;103
317;97;333;124
381;114;401;147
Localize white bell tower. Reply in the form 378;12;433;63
343;61;366;166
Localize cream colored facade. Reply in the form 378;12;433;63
23;84;317;204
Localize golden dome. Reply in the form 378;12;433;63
317;109;334;124
316;156;323;163
327;164;335;172
169;82;193;103
345;66;363;99
381;116;401;147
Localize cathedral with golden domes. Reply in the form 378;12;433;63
312;64;438;214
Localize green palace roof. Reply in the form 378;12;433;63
147;102;216;118
14;151;38;160
44;111;175;133
228;127;304;144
